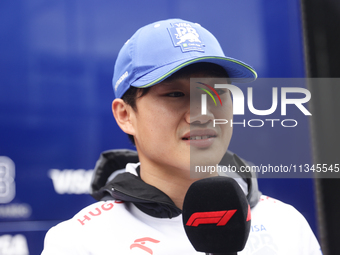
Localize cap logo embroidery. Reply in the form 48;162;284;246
168;22;205;53
115;71;128;91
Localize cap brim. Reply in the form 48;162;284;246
131;56;257;88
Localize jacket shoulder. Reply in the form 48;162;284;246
42;201;125;255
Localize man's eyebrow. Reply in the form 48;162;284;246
158;81;185;88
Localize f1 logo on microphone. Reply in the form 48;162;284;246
186;210;237;227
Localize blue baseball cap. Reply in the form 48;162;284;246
112;18;257;98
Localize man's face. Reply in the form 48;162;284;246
130;74;233;178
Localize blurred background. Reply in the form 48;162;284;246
1;0;339;254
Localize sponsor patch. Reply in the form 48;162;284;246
168;22;205;52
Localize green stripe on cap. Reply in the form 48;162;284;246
139;56;257;88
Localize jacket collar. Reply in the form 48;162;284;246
90;149;261;219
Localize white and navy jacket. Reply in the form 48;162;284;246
41;150;322;255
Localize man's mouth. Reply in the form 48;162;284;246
182;135;216;140
182;129;218;143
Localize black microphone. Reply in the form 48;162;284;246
182;176;251;255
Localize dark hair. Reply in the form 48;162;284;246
121;62;229;145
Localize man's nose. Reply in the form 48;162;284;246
185;101;215;125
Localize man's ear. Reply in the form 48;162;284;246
112;99;136;136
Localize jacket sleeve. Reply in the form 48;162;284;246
297;211;323;255
246;196;322;255
41;220;89;255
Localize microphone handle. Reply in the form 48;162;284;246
206;253;237;255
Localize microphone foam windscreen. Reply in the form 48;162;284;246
182;176;251;253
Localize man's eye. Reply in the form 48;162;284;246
167;92;185;97
215;89;227;95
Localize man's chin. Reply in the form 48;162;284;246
190;148;224;164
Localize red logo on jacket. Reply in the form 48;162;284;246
130;237;160;254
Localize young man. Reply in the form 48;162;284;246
42;19;321;254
